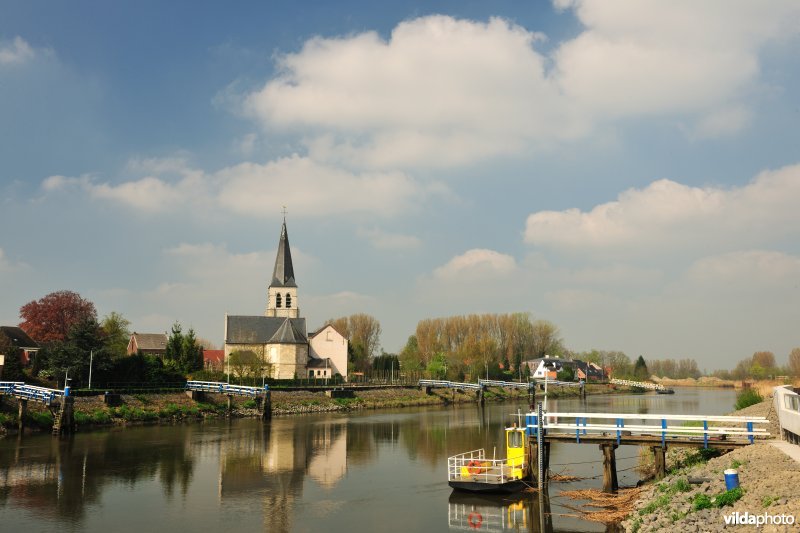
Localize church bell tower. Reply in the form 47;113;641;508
265;218;299;318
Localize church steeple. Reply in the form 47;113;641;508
270;219;296;288
266;216;299;318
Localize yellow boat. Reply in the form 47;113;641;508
447;426;529;493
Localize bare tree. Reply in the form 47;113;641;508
788;348;800;377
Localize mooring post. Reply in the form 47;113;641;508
528;384;536;411
262;387;272;420
18;399;27;431
477;386;485;405
580;380;586;398
600;443;619;493
61;396;75;435
542;441;551;486
227;395;233;412
651;446;666;480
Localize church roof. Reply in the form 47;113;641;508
270;220;296;288
269;318;307;344
226;315;307;345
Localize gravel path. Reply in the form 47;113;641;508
621;398;800;532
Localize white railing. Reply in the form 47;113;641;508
521;411;769;447
479;379;534;389
186;381;268;397
0;382;25;394
447;449;524;485
610;378;666;391
6;384;64;404
418;380;482;391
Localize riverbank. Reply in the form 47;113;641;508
0;382;620;436
620;397;800;532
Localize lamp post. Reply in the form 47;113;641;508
88;350;93;390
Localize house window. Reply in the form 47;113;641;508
286;293;292;308
276;294;282;308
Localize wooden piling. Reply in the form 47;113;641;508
227;395;233;412
651;446;666;480
542;442;551;487
17;399;26;431
476;387;485;405
600;443;619;493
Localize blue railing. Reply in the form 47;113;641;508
0;382;65;404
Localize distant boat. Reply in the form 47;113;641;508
447;426;529;494
656;388;675;394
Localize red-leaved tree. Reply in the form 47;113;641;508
19;290;97;343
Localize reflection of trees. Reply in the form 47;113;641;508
0;425;197;523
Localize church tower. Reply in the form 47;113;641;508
266;219;299;318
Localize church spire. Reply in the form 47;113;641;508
270;218;296;288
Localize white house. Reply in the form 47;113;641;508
309;324;348;380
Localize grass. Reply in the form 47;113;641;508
734;388;763;410
762;495;777;508
730;459;745;470
630;517;641;532
25;411;54;428
714;487;744;507
639;494;671;515
691;493;713;511
242;399;258;409
0;413;14;426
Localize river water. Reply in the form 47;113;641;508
0;387;736;532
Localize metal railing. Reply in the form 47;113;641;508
418;379;482;391
186;381;268;397
447;448;524;484
521;411;769;447
479;379;535;389
0;382;65;404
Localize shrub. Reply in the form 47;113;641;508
91;409;111;424
26;411;53;428
692;494;712;511
242;399;257;409
734;388;763;410
714;487;743;507
639;494;670;515
74;412;91;424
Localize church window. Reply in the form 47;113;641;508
276;293;282;307
286;293;292;308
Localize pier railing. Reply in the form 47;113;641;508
447;448;524;484
522;411;769;447
418;380;482;391
0;382;64;405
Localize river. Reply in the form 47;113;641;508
0;387;736;532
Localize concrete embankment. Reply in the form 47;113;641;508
621;399;800;533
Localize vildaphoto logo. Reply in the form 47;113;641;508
722;511;796;526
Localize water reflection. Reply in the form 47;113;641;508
0;388;737;533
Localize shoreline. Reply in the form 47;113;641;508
618;398;800;532
0;382;623;437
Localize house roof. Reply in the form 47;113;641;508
203;349;225;365
306;357;331;368
0;326;38;348
309;323;344;338
270;220;297;288
131;332;168;351
226;315;307;344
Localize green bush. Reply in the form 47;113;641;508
26;411;53;428
159;403;180;418
692;494;712;511
0;413;14;426
91;409;111;424
74;412;91;424
242;399;258;409
734;388;763;410
714;487;743;507
639;494;670;515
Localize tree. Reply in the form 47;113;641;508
530;320;561;359
326;314;382;372
181;327;203;373
195;337;219;350
19;290;97;343
399;335;422;371
633;356;649;380
39;317;110;387
101;311;131;359
165;322;184;369
751;351;776;369
789;348;800;377
0;336;24;381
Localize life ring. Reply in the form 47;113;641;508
467;460;484;475
468;512;483;529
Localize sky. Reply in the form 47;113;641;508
1;1;799;371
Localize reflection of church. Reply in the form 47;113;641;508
218;420;349;531
224;219;348;380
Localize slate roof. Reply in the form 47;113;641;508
306;357;331;368
0;326;38;348
226;315;307;345
270;220;297;288
131;332;168;351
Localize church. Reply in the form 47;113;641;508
223;219;348;380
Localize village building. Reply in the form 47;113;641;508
126;332;168;357
224;219;348;380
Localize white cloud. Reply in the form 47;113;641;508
0;248;24;272
524;163;800;253
358;227;421;250
433;249;517;281
242;6;799;168
41;155;430;218
687;250;800;289
0;36;35;65
217;155;425;217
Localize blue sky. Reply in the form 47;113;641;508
1;1;799;370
